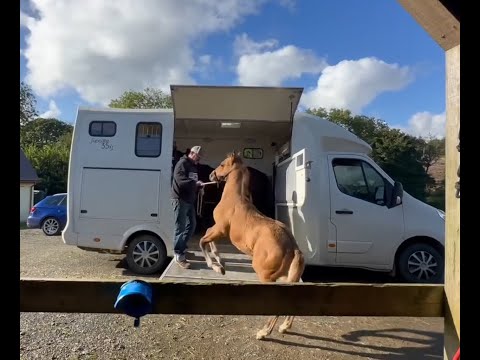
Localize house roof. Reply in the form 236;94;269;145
20;148;39;183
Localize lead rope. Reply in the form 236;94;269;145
455;128;460;199
197;187;204;216
196;182;218;216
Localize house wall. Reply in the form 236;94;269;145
20;183;34;222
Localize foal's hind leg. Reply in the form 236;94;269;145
278;252;305;334
279;316;295;334
255;276;280;340
256;315;280;340
199;226;225;275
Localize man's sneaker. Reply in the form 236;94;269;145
175;256;191;269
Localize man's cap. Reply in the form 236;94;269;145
190;145;204;157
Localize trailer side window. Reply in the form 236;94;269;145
332;158;386;205
89;121;116;137
135;122;162;157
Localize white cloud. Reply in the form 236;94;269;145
234;33;278;55
301;57;414;113
21;0;271;105
396;111;446;139
235;34;328;86
39;100;61;119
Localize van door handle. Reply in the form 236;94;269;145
150;213;158;217
80;210;87;214
336;210;353;214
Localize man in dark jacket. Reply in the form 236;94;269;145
171;146;204;268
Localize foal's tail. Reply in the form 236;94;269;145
287;249;305;283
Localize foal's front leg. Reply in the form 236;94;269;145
209;242;224;267
199;226;225;274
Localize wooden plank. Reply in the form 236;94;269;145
443;44;460;360
396;0;460;51
20;278;444;317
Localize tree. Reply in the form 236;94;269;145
307;107;389;145
372;129;434;200
417;136;445;173
23;142;70;195
20;81;38;126
20;118;73;149
21;118;73;195
109;87;172;109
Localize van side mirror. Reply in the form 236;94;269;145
388;181;403;208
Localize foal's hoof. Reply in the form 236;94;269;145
212;263;225;275
256;330;268;340
278;324;290;334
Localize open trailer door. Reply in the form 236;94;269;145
170;85;303;123
170;85;303;152
274;149;312;258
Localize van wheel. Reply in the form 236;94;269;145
397;243;444;284
126;234;167;275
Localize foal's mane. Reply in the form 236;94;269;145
226;152;252;202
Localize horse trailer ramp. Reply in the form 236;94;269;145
159;251;260;283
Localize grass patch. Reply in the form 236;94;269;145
20;222;28;230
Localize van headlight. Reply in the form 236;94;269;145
436;209;445;220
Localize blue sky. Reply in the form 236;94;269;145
20;0;446;138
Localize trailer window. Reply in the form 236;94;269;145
135;122;162;157
89;121;116;137
243;148;263;159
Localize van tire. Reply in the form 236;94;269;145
397;243;444;284
126;234;167;275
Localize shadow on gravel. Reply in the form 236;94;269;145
112;256;173;279
264;328;442;359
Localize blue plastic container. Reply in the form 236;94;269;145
114;280;153;327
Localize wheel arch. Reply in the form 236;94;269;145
395;236;444;266
124;230;166;252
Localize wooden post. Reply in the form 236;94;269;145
394;3;460;358
444;44;460;360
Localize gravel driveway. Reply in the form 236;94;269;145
20;229;443;359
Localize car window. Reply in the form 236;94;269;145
58;196;67;206
40;195;64;206
332;158;386;205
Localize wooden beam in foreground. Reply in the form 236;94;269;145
20;278;444;317
396;0;460;51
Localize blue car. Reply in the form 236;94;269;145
27;193;67;236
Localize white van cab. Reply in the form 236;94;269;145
63;85;445;283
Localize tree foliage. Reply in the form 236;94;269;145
21;118;73;195
23;142;71;195
20;118;73;149
20;81;38;126
109;87;173;109
417;137;445;173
